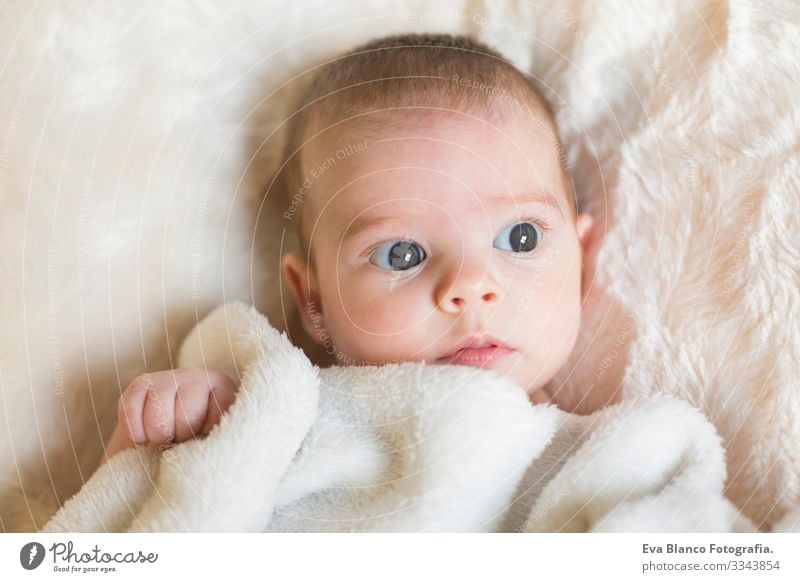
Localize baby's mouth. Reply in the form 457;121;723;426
434;336;516;367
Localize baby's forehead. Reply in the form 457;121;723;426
313;109;558;177
298;107;570;241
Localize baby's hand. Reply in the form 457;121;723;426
99;368;237;466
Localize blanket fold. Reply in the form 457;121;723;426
41;302;760;532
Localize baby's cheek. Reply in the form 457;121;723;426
327;282;430;361
537;274;582;346
337;279;422;332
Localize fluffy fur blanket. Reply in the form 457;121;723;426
1;0;797;533
41;302;760;533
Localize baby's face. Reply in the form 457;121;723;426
283;109;593;401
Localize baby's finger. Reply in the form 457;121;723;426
142;383;177;446
173;381;212;442
117;375;154;444
199;373;237;436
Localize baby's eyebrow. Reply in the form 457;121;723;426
487;191;565;218
343;191;563;242
343;215;406;243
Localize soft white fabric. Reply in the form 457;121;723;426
1;0;797;531
41;302;756;533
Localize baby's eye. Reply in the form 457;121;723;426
493;221;541;253
368;240;427;271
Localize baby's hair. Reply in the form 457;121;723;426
278;32;573;265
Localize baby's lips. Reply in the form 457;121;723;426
434;345;516;367
435;333;515;361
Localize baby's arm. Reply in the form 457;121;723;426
99;368;237;466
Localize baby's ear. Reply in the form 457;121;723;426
281;253;324;345
576;213;596;300
576;212;594;251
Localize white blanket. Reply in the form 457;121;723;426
41;302;756;533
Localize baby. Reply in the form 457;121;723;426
100;33;594;465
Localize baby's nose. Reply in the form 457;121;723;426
435;260;501;314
